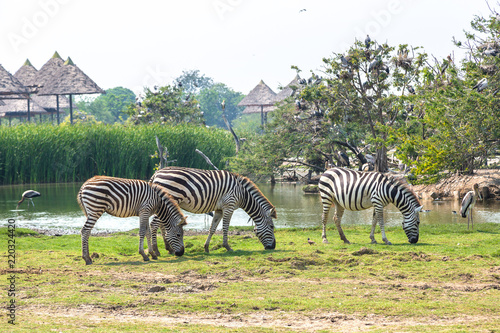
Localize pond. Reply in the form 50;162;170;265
1;182;499;234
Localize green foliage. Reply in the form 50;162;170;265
196;83;245;128
391;10;500;179
0;123;235;184
125;85;204;126
76;87;135;124
174;69;214;95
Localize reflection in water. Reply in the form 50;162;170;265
0;182;499;234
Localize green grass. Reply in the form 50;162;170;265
2;224;500;332
0;123;235;184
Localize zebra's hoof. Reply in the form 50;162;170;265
322;239;329;244
84;259;93;265
371;240;377;244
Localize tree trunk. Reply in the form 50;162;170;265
374;146;388;173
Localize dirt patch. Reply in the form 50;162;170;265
20;304;499;332
413;169;500;200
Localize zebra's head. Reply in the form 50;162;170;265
164;216;187;256
402;205;422;244
254;207;277;250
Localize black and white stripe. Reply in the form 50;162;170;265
149;167;276;253
318;167;422;245
77;176;187;265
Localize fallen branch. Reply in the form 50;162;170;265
195;149;219;170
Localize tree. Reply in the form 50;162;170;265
125;85;205;125
393;9;500;178
76;87;135;124
174;69;214;95
231;39;427;179
196;83;245;127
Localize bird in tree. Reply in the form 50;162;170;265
17;190;41;209
459;183;483;230
473;78;488;92
365;34;371;48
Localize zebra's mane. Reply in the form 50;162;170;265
235;173;277;218
150;183;184;215
386;175;421;206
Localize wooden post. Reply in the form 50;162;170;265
69;94;73;125
56;95;60;125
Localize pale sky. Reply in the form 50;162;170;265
0;0;493;96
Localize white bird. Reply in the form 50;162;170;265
473;78;488;92
17;190;41;209
459;183;483;230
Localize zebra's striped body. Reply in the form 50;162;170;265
149;167;276;253
318;167;422;245
77;176;187;265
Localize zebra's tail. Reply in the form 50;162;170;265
76;187;88;218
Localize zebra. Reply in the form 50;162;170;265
318;167;422;245
149;166;276;254
77;176;187;265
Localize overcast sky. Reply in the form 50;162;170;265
0;0;493;96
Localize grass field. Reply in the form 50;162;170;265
2;223;500;332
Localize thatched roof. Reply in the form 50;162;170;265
275;75;301;101
34;51;65;88
0;64;29;97
14;59;38;92
238;80;277;107
0;98;48;118
38;57;105;96
241;105;276;114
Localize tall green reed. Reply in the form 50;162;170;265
0;123;235;185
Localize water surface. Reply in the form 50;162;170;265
1;182;499;234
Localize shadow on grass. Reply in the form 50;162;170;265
101;249;292;266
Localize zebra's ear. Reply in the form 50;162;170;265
415;206;423;213
270;207;277;219
178;216;188;226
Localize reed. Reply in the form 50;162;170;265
0;123;235;184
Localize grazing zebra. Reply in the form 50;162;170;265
318;167;422;245
149;167;276;254
77;176;187;265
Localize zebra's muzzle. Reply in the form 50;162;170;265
175;247;185;256
409;236;419;244
265;239;276;250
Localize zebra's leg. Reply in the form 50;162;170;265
374;207;391;245
150;216;167;257
145;218;157;260
159;220;174;255
370;209;378;244
333;205;349;244
150;217;160;257
221;209;236;252
138;212;151;261
321;202;332;244
204;211;223;253
81;213;102;265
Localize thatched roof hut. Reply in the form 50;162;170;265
34;51;65;88
238;80;277;126
38;57;105;96
0;64;29;98
241;105;276;114
275;75;302;102
238;80;277;107
0;98;48;118
37;57;104;124
14;59;38;93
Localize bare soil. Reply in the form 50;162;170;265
412;169;500;201
15;266;500;332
